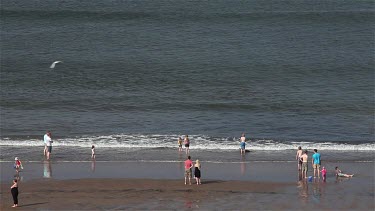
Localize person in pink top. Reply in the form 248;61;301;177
184;156;193;185
321;166;327;181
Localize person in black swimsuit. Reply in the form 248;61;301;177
194;160;201;185
11;179;18;207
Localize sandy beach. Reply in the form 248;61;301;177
1;161;374;210
0;179;294;210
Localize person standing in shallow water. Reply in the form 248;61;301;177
43;131;51;156
300;150;308;179
240;133;246;154
178;137;183;152
312;149;321;178
296;146;303;171
46;132;53;160
184;135;190;154
321;166;327;181
91;145;96;159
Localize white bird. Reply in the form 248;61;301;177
50;61;63;68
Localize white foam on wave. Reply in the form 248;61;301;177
0;134;374;151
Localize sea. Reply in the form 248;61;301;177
1;0;374;163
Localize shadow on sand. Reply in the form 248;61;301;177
201;180;225;185
18;202;48;207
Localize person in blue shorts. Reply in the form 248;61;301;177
239;133;246;154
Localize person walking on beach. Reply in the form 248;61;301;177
300;150;308;179
335;166;354;178
184;135;190;154
14;157;23;173
194;160;202;185
178;137;183;152
91;145;96;159
312;149;321;178
240;133;246;154
296;146;303;171
43;131;51;156
184;156;193;185
10;179;18;207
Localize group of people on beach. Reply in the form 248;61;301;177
9;130;53;208
184;156;202;185
9;131;357;208
10;157;24;208
179;133;249;155
177;135;201;185
296;146;353;181
178;135;190;154
178;133;249;185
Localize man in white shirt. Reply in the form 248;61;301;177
44;131;52;159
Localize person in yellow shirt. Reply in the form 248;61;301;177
177;137;183;152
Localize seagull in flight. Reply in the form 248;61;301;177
50;61;63;68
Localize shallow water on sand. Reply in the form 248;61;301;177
1;146;374;163
1;161;373;210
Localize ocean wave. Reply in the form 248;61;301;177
0;134;374;151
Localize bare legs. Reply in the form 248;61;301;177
314;166;320;178
185;175;191;185
195;177;201;185
44;145;47;156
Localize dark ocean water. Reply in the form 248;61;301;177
1;0;374;158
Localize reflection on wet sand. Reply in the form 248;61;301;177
91;159;96;172
297;171;308;204
14;171;23;182
240;156;246;176
297;171;328;206
178;152;184;171
335;176;352;183
43;160;52;178
312;178;321;204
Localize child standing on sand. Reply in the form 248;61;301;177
10;179;18;207
91;145;96;159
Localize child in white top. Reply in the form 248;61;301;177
14;157;23;172
91;145;96;159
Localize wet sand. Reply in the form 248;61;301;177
0;179;293;210
0;161;374;210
